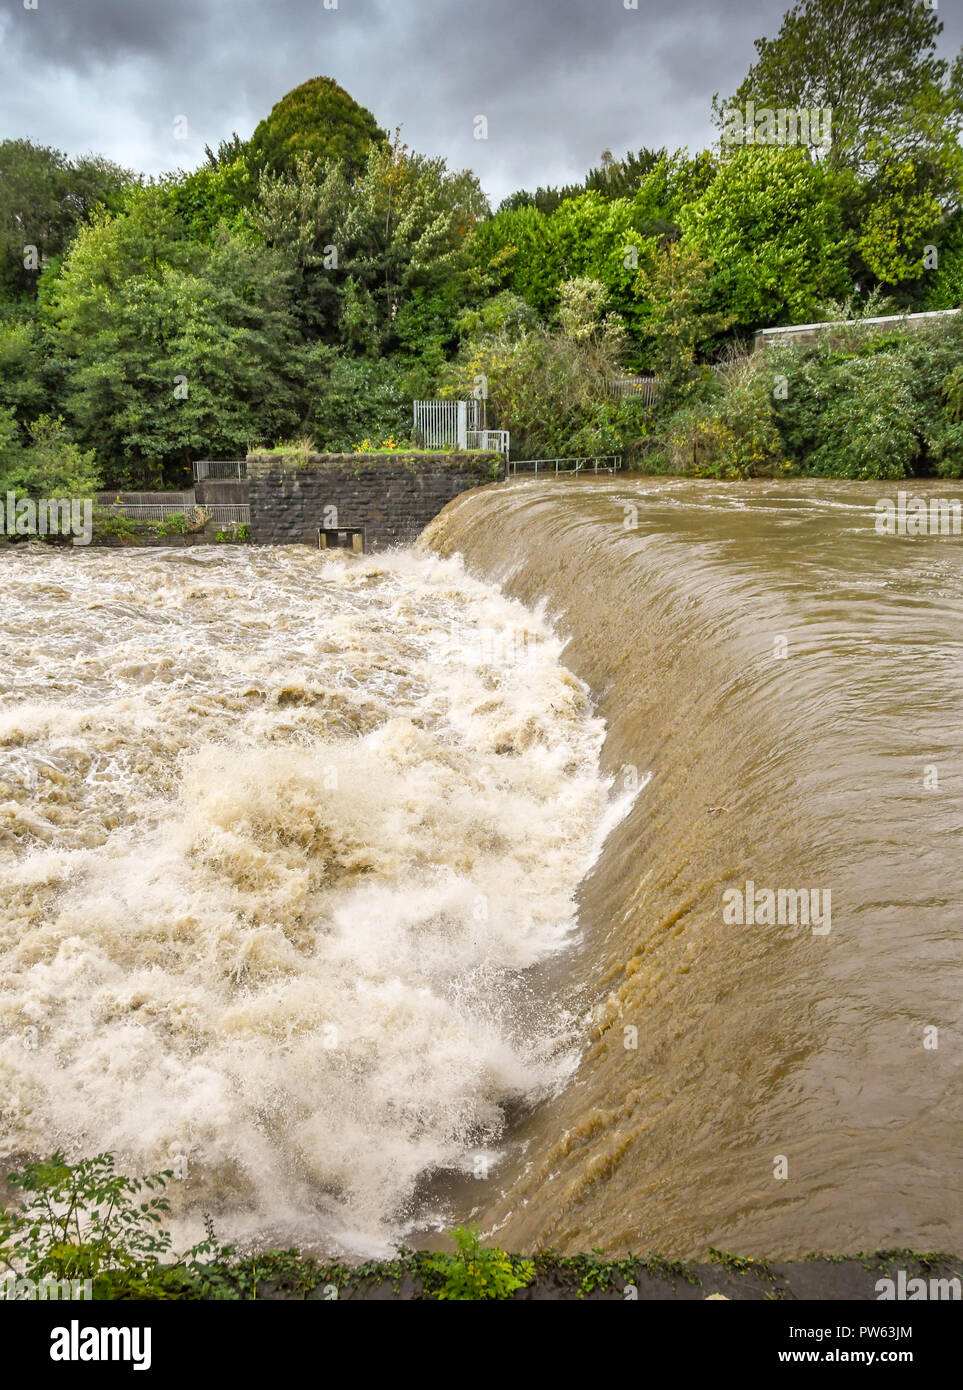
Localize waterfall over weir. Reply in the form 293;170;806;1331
2;475;962;1259
422;476;963;1258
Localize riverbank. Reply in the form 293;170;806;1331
105;1249;963;1300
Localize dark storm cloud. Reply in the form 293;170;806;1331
2;0;962;205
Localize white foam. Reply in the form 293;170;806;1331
0;546;623;1252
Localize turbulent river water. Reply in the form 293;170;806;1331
2;477;962;1259
0;543;623;1256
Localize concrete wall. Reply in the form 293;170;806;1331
247;451;503;549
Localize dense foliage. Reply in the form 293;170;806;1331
442;282;649;459
649;308;963;480
715;0;963;182
246;76;386;179
0;139;131;299
2;0;963;491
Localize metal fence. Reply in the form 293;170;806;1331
97;492;194;507
507;456;622;476
466;429;510;457
611;376;661;406
99;502;251;526
100;502;199;521
204;505;250;525
413;399;481;449
193;460;247;481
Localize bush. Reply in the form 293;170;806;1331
422;1225;534;1301
157;511;189;536
0;1152;228;1300
660;353;789;478
0;1154;535;1301
899;318;963;476
304;350;414;451
781;351;918;479
444;283;647;459
768;314;963;478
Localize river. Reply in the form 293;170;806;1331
1;477;961;1259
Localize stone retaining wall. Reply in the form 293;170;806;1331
247;451;502;549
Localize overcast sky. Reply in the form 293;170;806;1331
2;0;963;206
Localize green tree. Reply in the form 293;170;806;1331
204;133;249;170
46;187;305;486
0;405;22;474
0;309;53;422
247;76;386;180
921;210;963;309
634;242;733;398
679;146;854;329
336;133;487;355
475;155;718;351
151;160;254;242
251;154;343;339
471;193;656;338
0;413;101;499
65;154;136;222
854;152;943;286
498;146;715;214
715;0;963;182
0;140;131;300
301;346;417;450
584;146;674;200
256;134;488;357
0;1152;233;1301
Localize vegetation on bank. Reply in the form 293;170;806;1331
641;294;963;479
1;0;962;499
0;1153;535;1301
96;510;252;545
1;1153;957;1302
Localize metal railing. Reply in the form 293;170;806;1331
611;376;661;405
98;502;250;526
100;502;200;521
193;460;247;481
97;491;194;507
507;455;622;476
204;505;250;525
467;429;510;457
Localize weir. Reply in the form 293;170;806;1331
4;477;962;1263
421;476;963;1259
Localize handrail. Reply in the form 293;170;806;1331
506;455;622;476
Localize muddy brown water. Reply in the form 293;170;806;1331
1;477;961;1261
422;477;963;1258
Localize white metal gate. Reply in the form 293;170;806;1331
413;400;481;449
